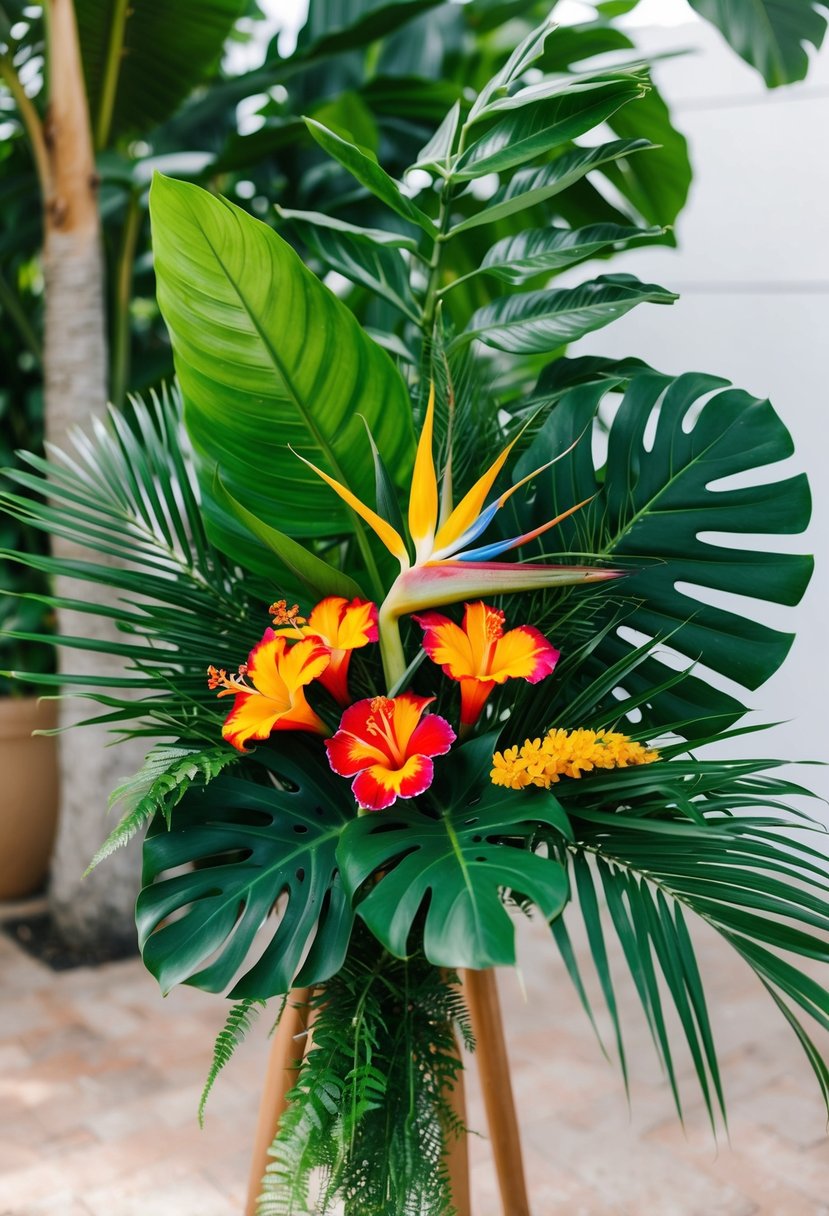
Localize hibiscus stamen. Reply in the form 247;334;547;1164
269;599;307;629
206;664;250;696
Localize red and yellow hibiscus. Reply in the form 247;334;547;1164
271;595;378;705
415;601;560;729
208;629;330;752
326;693;455;811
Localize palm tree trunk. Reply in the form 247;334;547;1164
42;0;142;948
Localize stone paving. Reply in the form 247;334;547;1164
1;906;827;1216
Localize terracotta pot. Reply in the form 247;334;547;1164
0;697;59;900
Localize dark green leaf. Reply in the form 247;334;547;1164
304;118;436;234
454;274;677;353
337;749;571;968
514;370;813;733
75;0;246;144
447;138;655;236
138;743;354;998
453;79;647;178
472;222;665;285
688;0;829;87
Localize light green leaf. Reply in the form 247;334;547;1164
87;745;238;873
149;175;415;572
276;205;420;253
411;100;462;175
454;274;677;353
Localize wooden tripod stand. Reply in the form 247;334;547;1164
244;969;530;1216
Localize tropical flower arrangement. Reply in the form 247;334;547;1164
2;16;826;1216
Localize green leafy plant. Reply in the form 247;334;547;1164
1;8;826;1216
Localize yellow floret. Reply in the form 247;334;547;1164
491;727;659;789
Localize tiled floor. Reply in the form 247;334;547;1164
1;907;828;1215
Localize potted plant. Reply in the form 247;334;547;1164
0;299;58;901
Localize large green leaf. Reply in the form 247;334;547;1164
149;174;415;574
137;744;354;999
75;0;246;146
513;370;813;734
453;274;677;353
688;0;829;87
336;737;571;968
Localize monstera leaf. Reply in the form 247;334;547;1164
149;174;415;584
336;737;572;968
513;370;813;735
137;744;354;999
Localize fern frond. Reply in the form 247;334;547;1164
258;929;470;1216
85;744;238;872
200;997;266;1127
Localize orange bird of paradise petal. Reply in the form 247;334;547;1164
414;601;560;728
325;692;455;811
273;596;378;705
217;630;331;752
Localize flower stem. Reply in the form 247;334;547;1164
378;603;407;692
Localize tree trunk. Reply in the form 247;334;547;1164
43;0;143;949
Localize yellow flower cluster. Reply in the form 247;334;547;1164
491;728;659;790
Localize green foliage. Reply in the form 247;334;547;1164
199;997;265;1127
259;930;470;1216
0;389;263;738
149;173;415;593
509;370;812;737
86;745;239;873
75;0;247;145
548;747;829;1121
338;735;571;968
688;0;829;87
137;741;355;998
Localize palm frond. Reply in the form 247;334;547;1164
0;388;271;742
549;747;829;1127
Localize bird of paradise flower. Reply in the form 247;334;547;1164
294;386;621;687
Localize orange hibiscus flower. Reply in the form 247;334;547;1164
415;601;560;729
209;629;330;752
272;596;378;705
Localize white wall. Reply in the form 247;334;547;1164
568;21;829;800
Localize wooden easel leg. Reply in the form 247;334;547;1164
463;968;530;1216
445;1031;471;1216
244;987;314;1216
